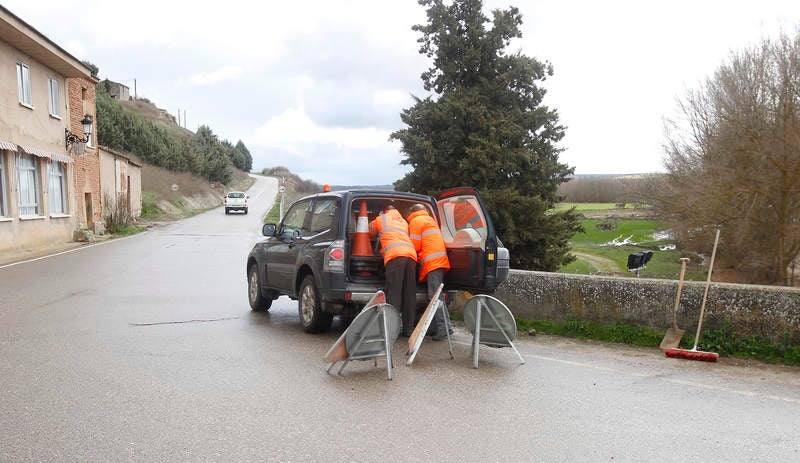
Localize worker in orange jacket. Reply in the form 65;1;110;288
407;204;451;340
370;204;418;336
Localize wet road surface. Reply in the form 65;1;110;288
1;175;799;462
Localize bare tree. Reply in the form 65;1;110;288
558;177;623;203
655;32;800;285
103;190;132;234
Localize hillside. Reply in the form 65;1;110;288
94;82;256;220
96;79;253;185
120;98;181;127
140;164;254;222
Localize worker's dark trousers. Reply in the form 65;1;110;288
426;269;447;333
385;256;417;336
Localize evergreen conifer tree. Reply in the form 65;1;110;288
392;0;580;270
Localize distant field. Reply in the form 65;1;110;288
555;203;625;211
561;218;706;281
554;202;653;213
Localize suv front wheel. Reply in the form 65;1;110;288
298;275;333;333
248;265;272;311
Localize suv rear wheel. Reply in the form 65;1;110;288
248;265;272;311
298;275;333;333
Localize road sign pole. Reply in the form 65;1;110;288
278;178;287;220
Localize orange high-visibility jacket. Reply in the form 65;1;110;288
369;208;417;265
454;202;485;229
407;209;451;282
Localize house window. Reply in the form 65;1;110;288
16;61;32;107
0;154;7;217
48;161;66;214
17;153;40;216
48;78;60;117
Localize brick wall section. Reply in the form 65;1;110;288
66;77;102;232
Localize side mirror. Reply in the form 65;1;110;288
262;224;276;236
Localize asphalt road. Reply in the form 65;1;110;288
1;175;799;462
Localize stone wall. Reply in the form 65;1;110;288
491;270;800;344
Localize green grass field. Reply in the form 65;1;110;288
561;217;706;281
560;259;598;274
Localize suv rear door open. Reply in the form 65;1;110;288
437;187;507;292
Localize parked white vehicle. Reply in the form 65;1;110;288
224;191;248;214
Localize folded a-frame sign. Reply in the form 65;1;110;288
323;291;402;380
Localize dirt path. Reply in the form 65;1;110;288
572;251;623;274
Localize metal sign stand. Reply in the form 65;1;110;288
406;284;455;366
324;292;401;380
336;304;399;380
324;291;385;368
464;295;526;369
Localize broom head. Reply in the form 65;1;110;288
664;348;718;362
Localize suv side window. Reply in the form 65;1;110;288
308;197;339;236
280;199;312;239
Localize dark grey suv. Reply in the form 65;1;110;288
246;187;509;333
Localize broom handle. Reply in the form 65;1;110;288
693;229;720;350
673;258;689;328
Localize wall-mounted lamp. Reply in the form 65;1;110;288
65;115;93;151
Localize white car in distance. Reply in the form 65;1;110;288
224;191;248;214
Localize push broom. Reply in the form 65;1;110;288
664;229;720;362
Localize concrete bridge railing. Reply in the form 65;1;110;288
483;270;800;345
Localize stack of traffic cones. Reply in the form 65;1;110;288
352;200;373;257
351;200;380;277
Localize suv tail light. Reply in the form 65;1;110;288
324;240;345;273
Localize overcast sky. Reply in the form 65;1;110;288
6;0;799;185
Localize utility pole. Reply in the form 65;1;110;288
183;110;187;129
134;79;137;100
177;108;181;126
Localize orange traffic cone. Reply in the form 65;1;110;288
352;200;373;257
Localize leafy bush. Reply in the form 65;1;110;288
514;317;800;366
701;324;800;365
103;191;133;234
140;191;161;219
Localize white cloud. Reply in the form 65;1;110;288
247;106;406;184
251;107;390;151
64;40;88;60
188;66;243;86
6;0;799;183
372;89;410;107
